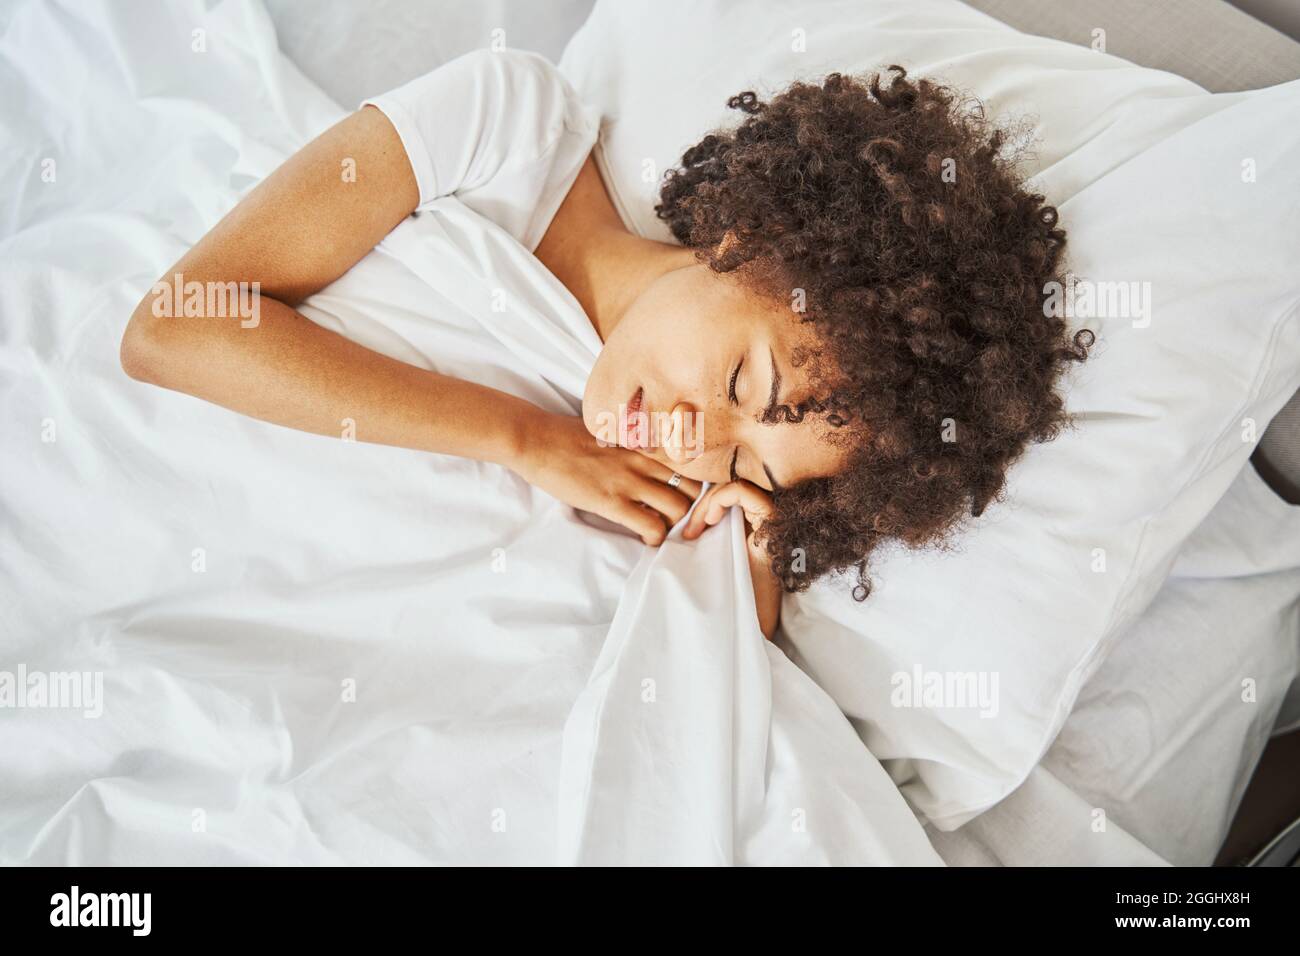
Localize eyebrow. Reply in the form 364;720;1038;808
758;347;786;493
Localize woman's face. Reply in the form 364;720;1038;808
582;263;847;491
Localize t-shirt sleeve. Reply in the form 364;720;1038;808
361;49;601;251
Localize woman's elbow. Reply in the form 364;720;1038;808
120;302;170;385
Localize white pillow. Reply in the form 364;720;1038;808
929;462;1300;866
559;0;1300;828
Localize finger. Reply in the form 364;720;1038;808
717;480;774;526
702;482;746;528
612;500;668;546
633;479;694;528
682;483;728;540
633;456;704;500
683;481;774;540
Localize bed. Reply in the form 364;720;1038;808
2;0;1297;866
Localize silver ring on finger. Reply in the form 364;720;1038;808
666;472;682;489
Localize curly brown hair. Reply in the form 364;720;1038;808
656;66;1092;601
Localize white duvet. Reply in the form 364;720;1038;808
0;0;941;865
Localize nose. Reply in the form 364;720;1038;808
661;401;695;465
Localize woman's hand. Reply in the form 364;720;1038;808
682;481;782;641
514;411;703;545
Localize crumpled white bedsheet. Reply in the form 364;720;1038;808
0;0;940;865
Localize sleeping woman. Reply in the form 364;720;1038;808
120;51;1089;641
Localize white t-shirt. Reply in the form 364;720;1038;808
362;49;602;253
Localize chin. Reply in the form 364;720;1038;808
580;379;610;441
582;354;622;440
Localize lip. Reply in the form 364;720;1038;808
624;386;645;448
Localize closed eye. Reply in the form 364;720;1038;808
727;357;743;406
727;357;744;482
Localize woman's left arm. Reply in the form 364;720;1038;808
682;481;782;640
